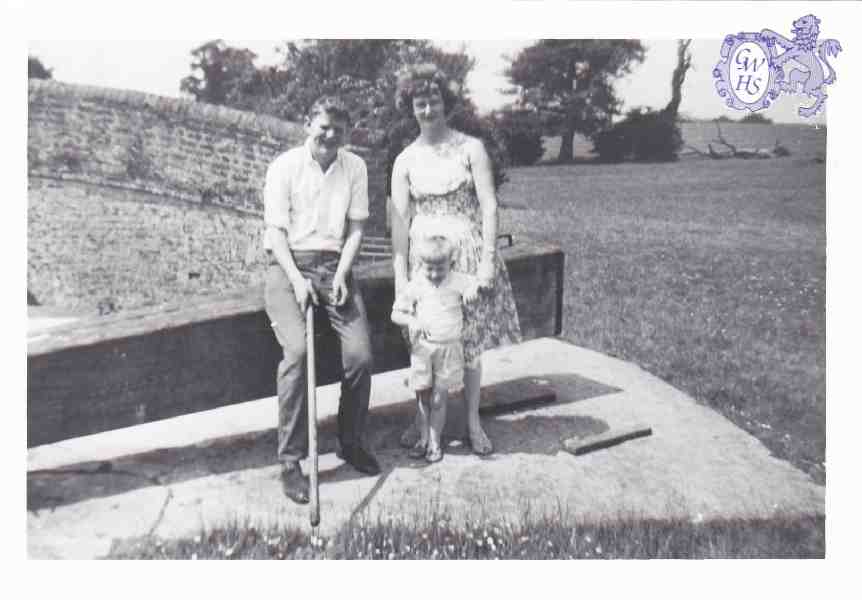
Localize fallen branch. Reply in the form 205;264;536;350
683;144;709;157
700;122;791;159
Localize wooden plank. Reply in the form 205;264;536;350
27;241;564;447
562;425;653;456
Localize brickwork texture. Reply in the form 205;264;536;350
28;79;390;311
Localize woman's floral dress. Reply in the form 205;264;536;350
396;132;522;365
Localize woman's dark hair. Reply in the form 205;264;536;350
384;110;510;195
386;63;510;194
394;63;460;117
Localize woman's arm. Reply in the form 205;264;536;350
456;272;480;304
468;137;498;288
390;153;412;295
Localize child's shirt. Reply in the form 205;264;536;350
393;272;475;344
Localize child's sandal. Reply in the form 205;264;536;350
400;424;421;449
408;440;428;459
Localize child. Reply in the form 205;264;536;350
391;234;479;462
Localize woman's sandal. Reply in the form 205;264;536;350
425;444;443;463
469;427;494;456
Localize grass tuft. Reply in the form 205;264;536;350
107;513;824;560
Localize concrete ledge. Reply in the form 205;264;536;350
28;242;564;446
28;338;824;559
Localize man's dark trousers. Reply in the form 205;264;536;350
264;251;373;466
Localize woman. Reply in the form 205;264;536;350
390;64;522;455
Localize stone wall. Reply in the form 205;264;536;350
27;80;390;310
28;177;265;310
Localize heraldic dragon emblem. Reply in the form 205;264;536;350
761;14;842;117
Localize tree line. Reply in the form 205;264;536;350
31;39;694;166
176;39;659;167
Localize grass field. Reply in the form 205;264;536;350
501;122;826;484
108;122;826;558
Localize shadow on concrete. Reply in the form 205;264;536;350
27;372;619;512
322;411;610;527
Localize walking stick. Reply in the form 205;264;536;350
306;303;320;527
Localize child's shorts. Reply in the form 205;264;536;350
410;338;464;392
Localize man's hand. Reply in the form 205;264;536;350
291;275;319;312
330;273;350;307
477;260;495;292
463;281;480;303
395;275;408;300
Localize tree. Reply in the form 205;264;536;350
592;107;682;162
29;56;52;79
591;39;690;163
492;107;545;166
739;112;773;125
505;40;646;163
661;39;692;120
180;40;260;105
180;39;475;125
275;39;476;126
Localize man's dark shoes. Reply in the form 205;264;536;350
338;445;381;476
280;464;310;505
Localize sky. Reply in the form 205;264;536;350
27;38;824;124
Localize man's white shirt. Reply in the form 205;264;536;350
263;139;369;252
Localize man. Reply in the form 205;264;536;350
263;96;380;505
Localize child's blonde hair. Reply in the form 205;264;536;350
414;234;454;265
